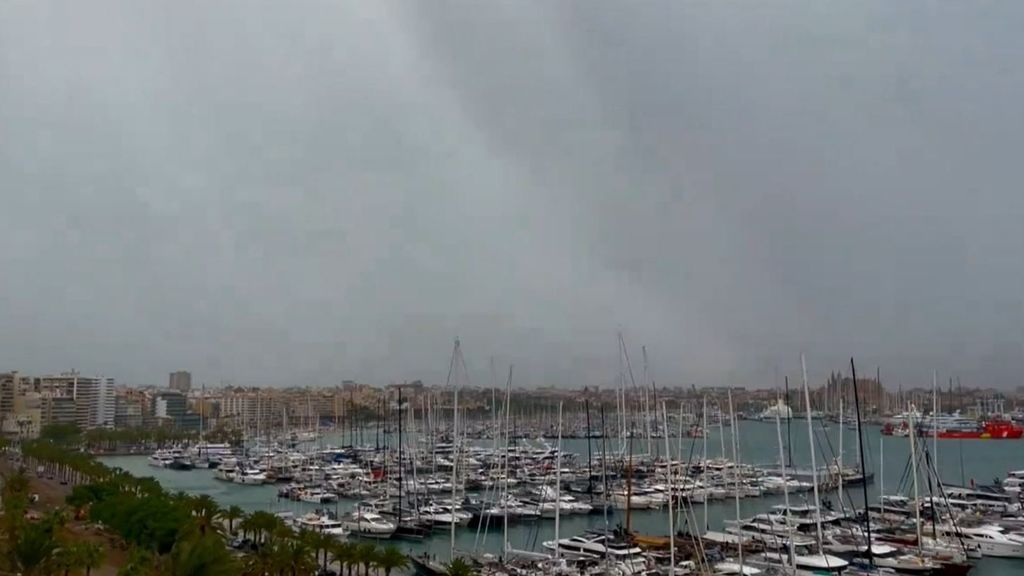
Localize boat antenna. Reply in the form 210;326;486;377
801;355;825;547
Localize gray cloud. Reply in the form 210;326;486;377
2;1;1023;389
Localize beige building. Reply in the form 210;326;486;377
41;395;78;427
0;372;41;439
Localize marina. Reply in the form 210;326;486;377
100;409;1024;575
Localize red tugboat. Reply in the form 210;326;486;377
936;419;1024;439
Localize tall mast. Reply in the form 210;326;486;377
850;359;873;567
838;394;843;506
785;376;792;468
490;356;496;438
619;332;640;534
774;392;794;572
642;346;650;457
502;365;512;555
600;405;610;564
554;401;563;560
880;436;885;518
877;367;883;414
909;407;923;555
662;401;675;574
728;389;742;568
585;394;594;494
677;402;684;464
446;338;460;562
801;354;825;547
932;370;939;479
855;380;862;482
618;332;626;454
199;382;204;441
252;387;258;450
718;404;726;459
397;388;403;514
626;421;634;534
702;395;709;531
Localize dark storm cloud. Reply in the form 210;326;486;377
2;1;1023;389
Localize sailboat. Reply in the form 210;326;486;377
744;356;848;574
389;387;430;540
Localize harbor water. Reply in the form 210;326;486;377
101;420;1024;574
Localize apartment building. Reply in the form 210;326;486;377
39;372;116;429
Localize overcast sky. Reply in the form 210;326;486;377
2;2;1023;390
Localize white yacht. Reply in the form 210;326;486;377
747;548;849;574
148;449;192;470
542;534;646;574
189;442;235;465
724;518;816;550
524;486;594;517
418;503;473;527
1002;477;1024;494
479;497;541;522
342;506;397;539
298;487;338;504
293;512;349;538
214;457;238;481
713;561;763;575
938;525;1024;558
148;451;175;468
759;476;812;494
610;489;657;510
233;468;268;485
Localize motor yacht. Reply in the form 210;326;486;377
418;502;473;527
233;468;268;485
298;487;338;504
542;534;647;574
342;504;397;539
292;511;349;538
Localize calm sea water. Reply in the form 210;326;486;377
101;421;1024;574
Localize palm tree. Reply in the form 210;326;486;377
329;541;355;576
273;536;317;576
353;542;378;576
245;510;284;545
242;540;277;576
117;547;156;576
10;520;58;576
79;542;105;576
167;533;239;576
446;557;476;576
186;494;224;537
238;513;256;542
53;544;81;576
301;529;336;573
222;505;245;536
373;546;408;576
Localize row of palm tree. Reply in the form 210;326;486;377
12;428;475;576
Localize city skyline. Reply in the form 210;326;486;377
2;359;1020;394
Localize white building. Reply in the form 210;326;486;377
40;372;115;429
